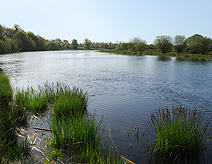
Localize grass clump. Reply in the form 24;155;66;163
15;87;48;114
53;88;88;120
0;73;13;102
0;71;30;163
150;106;211;161
49;85;122;163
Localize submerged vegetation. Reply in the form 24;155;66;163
149;106;212;162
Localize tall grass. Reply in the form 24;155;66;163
48;84;122;163
15;87;48;113
150;106;212;161
53;88;88;121
0;71;29;163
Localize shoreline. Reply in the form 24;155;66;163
99;50;212;59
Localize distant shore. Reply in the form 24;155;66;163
99;49;212;59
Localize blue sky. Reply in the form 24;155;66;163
1;0;211;44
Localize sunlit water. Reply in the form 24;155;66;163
1;51;212;163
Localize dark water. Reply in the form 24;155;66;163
1;51;212;163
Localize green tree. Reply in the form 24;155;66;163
129;37;145;51
116;43;129;51
71;39;78;49
135;41;147;54
37;36;48;51
154;35;173;53
54;38;63;50
27;32;38;48
46;41;60;50
13;31;28;51
0;25;4;40
186;34;212;54
173;35;187;54
63;40;71;49
0;40;5;54
84;38;91;49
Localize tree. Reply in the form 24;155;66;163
13;24;21;31
154;35;173;53
173;35;186;54
129;37;144;44
37;35;48;51
14;31;28;51
84;38;91;49
0;25;4;40
116;43;129;51
135;41;147;54
54;38;63;50
129;37;146;52
14;31;36;51
186;34;212;54
0;40;5;54
71;39;78;49
46;41;60;50
27;32;38;45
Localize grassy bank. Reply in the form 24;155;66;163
0;70;29;163
99;49;212;59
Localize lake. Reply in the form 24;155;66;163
1;50;212;163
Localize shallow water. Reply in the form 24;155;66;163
1;51;212;163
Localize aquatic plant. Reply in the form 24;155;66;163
48;84;123;163
0;72;29;162
15;87;48;114
150;106;212;161
53;88;88;121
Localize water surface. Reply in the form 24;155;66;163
0;51;212;163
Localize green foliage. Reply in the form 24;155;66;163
15;87;48;114
53;89;88;121
0;72;13;102
84;38;91;49
46;83;122;163
135;42;147;54
0;72;30;162
0;40;6;54
71;39;78;49
150;106;211;160
116;43;129;51
154;35;173;53
186;34;212;54
174;35;187;54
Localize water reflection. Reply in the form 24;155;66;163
175;57;210;63
156;56;172;62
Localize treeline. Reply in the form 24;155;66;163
0;24;117;54
116;35;212;55
1;24;212;55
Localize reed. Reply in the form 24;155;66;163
0;72;29;163
53;88;88;121
49;85;122;163
15;87;48;114
150;106;212;160
0;72;12;103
